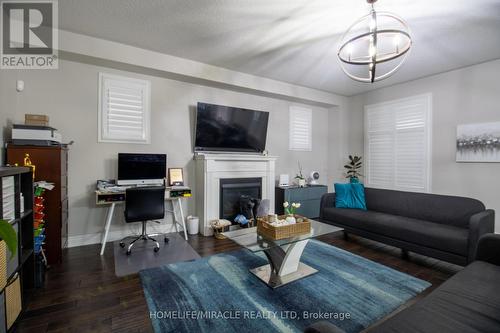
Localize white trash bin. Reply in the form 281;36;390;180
186;216;199;235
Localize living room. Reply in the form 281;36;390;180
0;0;499;332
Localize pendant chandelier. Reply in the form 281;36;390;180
337;0;412;83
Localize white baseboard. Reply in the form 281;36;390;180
67;223;181;248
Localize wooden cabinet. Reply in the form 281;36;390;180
7;145;68;265
275;185;328;218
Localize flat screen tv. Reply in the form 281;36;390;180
117;153;166;186
194;102;269;153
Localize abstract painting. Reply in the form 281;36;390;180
456;122;500;162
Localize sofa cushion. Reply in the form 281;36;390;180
334;183;367;210
364;188;485;228
369;261;500;333
322;208;469;256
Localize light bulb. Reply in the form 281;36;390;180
393;34;401;46
369;44;376;57
346;43;354;56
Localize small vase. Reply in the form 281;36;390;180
285;216;296;224
350;177;359;184
298;179;306;187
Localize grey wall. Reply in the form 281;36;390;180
326;103;364;188
6;54;496;241
350;59;500;231
0;71;18;165
0;59;347;242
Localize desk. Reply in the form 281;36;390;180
95;188;190;255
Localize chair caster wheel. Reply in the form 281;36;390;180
126;249;131;255
119;242;125;248
154;247;159;253
164;237;169;243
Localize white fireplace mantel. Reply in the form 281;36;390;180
194;153;277;236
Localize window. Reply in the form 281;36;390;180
289;106;312;151
364;94;432;192
98;73;151;144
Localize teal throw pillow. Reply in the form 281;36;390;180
334;183;367;210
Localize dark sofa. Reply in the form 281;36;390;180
320;187;495;265
305;233;500;333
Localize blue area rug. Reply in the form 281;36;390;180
140;240;430;333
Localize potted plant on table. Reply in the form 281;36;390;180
283;201;301;224
344;155;363;183
295;162;306;187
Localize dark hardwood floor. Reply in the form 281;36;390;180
17;232;461;333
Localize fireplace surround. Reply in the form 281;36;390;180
195;153;277;235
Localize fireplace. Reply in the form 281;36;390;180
195;153;276;236
220;178;262;222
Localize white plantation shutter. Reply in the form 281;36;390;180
365;94;432;192
98;73;151;144
289;106;312;151
366;106;395;188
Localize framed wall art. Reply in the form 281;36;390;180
456;121;500;162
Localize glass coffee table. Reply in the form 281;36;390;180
223;220;343;288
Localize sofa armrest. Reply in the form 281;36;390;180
468;209;495;263
320;193;336;220
305;321;345;333
474;233;500;266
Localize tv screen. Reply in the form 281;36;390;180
194;102;269;153
117;153;166;185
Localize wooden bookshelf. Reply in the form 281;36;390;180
0;167;35;332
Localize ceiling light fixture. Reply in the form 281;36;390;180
337;0;412;83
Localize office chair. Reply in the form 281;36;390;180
119;186;169;255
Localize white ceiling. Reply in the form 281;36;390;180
59;0;500;96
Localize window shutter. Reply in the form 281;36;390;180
394;103;428;190
289;106;312;151
365;94;431;192
99;73;151;144
366;105;395;188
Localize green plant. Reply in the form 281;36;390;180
0;219;17;259
295;161;305;180
283;201;301;215
344;155;363;180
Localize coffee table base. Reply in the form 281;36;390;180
250;262;318;288
249;239;317;288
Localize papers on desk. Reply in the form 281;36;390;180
96;179;135;193
167;186;191;190
96;179;116;191
103;186;129;193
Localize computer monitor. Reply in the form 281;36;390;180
117;153;167;186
